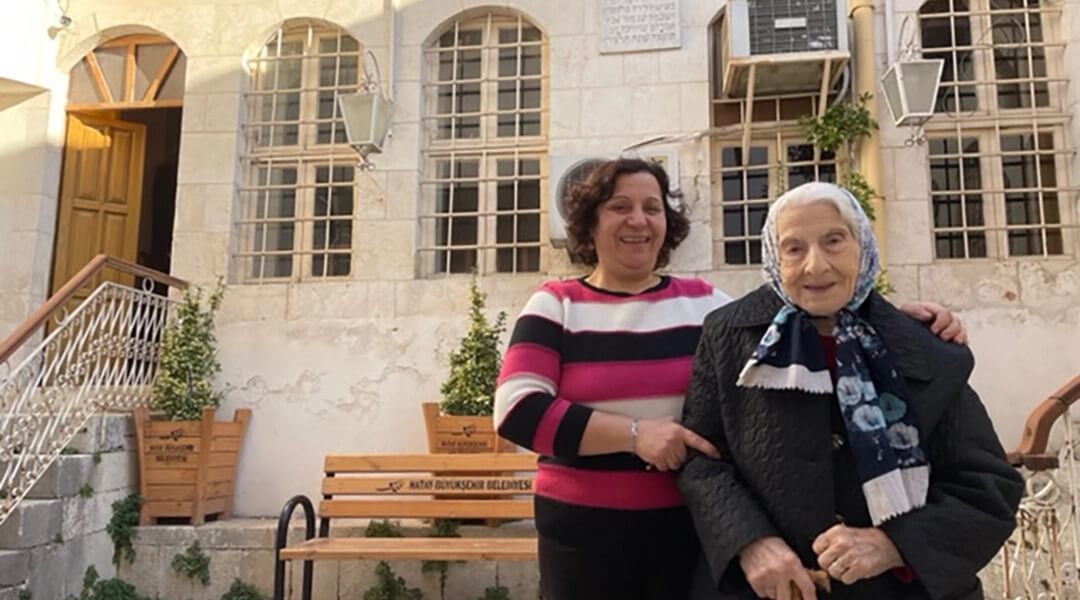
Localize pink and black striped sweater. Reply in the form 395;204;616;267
494;276;731;511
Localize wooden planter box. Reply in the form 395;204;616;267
421;402;514;454
132;407;251;525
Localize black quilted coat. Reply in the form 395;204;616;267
678;286;1023;600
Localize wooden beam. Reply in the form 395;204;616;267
324;453;538;473
101;34;170;48
124;43;136;102
817;58;833;119
143;46;181;102
84;52;113;104
278;537;538;562
741;62;756;163
318;499;533;519
67;99;184;112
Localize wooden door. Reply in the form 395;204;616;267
52;114;147;298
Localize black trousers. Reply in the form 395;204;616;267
536;496;699;600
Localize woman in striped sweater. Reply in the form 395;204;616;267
493;158;964;600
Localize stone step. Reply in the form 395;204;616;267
0;499;61;549
25;451;137;499
0;549;29;587
68;413;135;454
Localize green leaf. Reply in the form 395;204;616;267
151;279;225;421
439;274;506;417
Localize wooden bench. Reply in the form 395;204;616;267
272;452;538;600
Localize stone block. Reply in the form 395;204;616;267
884;200;933;265
395;278;470;318
699;266;765;300
62;488;132;540
624;51;660;85
355;220;417;281
237;548;277;594
881;265;921;304
0;499;61;549
27;455;92;499
0;550;29;587
133;524;199;548
658;29;709;83
26;542;67;600
549;36;587;90
176;132;240;186
202;93;243;133
580;87;632;137
197;520;279;549
68;414;135;454
680;82;710;132
117;544;162;599
57;531;117;599
530;0;588;36
917;262;1021;309
377;121;421;171
1017;260;1080;309
385;170;421;221
550;88;581;139
88;452;138;494
291;553;339;600
216;286;288;324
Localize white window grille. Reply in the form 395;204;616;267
238;21;361;282
920;0;1074;259
419;12;547;276
711;137;837;265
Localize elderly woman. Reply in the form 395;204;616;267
495;162;970;600
679;181;1023;600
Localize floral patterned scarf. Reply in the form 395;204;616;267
736;183;928;526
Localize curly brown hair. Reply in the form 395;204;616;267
565;157;690;268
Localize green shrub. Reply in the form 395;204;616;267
171;541;211;585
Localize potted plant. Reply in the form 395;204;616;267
422;275;512;454
132;280;251;525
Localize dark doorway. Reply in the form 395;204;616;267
119;107;182;279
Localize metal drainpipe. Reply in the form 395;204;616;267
850;0;889;264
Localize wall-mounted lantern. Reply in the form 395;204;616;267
880;58;944;127
337;51;394;168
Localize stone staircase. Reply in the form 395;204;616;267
0;414;137;600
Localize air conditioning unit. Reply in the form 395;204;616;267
549;151;680;247
715;0;850;97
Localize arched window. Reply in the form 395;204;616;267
919;0;1071;259
419;12;547;276
238;20;361;281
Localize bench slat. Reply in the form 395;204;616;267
322;476;534;496
278;537;538;561
324;453;537;474
319;499;533;519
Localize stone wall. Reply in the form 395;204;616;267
0;415;138;600
118;520;539;600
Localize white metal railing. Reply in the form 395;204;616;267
0;256;187;526
984;377;1080;599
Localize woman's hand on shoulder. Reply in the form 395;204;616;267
898;301;968;344
739;536;818;600
633;417;720;471
812;524;904;585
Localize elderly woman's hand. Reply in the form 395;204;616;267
634;417;720;471
898;301;967;344
812;524;904;585
739;536;818;600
